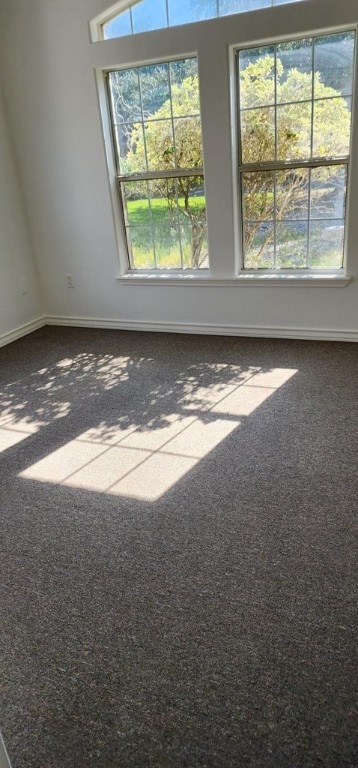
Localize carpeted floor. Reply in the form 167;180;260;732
0;327;357;768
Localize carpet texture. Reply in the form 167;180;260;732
0;327;357;768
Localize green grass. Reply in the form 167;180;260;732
126;196;207;269
245;227;344;269
126;196;343;271
127;196;206;225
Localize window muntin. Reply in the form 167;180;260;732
237;32;355;270
107;58;208;270
102;0;305;41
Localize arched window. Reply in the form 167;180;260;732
92;0;357;283
91;0;305;42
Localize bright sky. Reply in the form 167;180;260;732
104;0;304;39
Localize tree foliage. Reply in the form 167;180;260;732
123;56;351;268
126;74;206;268
240;56;350;265
240;56;350;162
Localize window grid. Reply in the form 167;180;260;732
114;113;201;127
237;31;355;271
240;94;351;113
136;71;157;268
307;35;315;270
106;58;207;271
168;62;184;267
273;47;277;268
240;162;349;270
102;0;305;40
306;167;311;269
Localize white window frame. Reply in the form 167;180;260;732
90;1;136;42
105;56;208;273
91;0;358;286
89;0;306;44
231;29;356;277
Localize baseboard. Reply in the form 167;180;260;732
0;316;46;348
1;315;356;343
45;315;358;342
0;733;12;768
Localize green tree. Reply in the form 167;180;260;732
126;75;207;268
124;58;350;268
239;56;351;266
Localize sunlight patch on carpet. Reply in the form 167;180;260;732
18;368;297;500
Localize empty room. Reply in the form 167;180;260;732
0;0;357;766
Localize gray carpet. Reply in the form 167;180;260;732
0;327;357;768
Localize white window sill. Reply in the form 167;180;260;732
117;271;351;287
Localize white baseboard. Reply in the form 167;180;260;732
0;316;46;348
0;733;12;768
1;315;356;345
45;315;358;342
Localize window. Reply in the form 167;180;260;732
237;31;356;270
107;58;208;270
99;0;305;41
94;0;357;284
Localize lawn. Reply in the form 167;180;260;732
125;196;207;269
245;221;344;269
124;196;343;270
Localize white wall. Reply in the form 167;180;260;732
0;78;42;344
0;0;357;340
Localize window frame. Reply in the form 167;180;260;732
231;28;357;276
90;1;136;42
92;0;358;286
104;56;208;272
90;0;307;43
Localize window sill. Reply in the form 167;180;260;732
117;272;351;287
235;272;351;287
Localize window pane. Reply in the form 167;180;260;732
313;97;352;158
170;59;199;95
153;225;183;268
108;58;206;272
239;46;275;108
238;32;354;271
242;171;274;222
115;123;147;174
309;221;344;268
108;58;202;175
131;0;167;34
128;226;155;269
177;175;207;268
147;179;180;236
243;222;275;268
144;119;175;171
241;107;275;163
103;10;131;39
276;222;308;268
277;39;313;103
108;70;141;124
241;166;347;270
314;32;355;96
168;0;217;26
170;66;200;116
123;182;150;226
174;117;203;168
310;166;347;220
139;64;170;118
101;0;305;39
276;168;309;220
220;0;271;14
180;225;208;269
124;176;207;270
277;101;312;160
